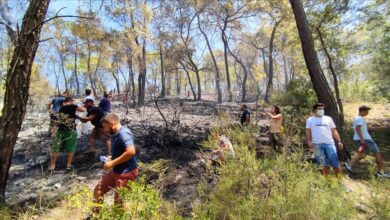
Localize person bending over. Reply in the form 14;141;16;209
50;97;84;171
79;99;111;156
91;113;138;214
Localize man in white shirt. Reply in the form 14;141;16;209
82;89;94;135
305;103;344;176
344;105;386;177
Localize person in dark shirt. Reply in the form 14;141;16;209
47;91;69;137
50;97;84;171
240;104;250;126
92;113;138;209
79;99;111;155
98;91;111;114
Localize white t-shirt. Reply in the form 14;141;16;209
353;115;372;140
218;136;236;158
85;95;95;102
306;116;336;144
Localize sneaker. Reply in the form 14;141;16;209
376;172;390;178
343;162;353;173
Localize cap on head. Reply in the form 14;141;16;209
359;105;371;112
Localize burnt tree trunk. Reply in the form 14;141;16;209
73;37;80;95
264;19;281;103
126;49;136;107
159;44;166;98
0;0;50;203
317;28;344;131
197;15;222;102
289;0;341;129
226;44;248;102
137;41;146;107
180;61;196;100
221;18;232;102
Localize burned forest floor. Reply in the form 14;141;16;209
4;99;390;219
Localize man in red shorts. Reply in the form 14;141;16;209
92;113;138;212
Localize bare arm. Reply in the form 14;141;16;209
79;114;95;123
331;128;344;149
305;128;312;148
267;113;282;119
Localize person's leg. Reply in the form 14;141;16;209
322;166;331;176
88;127;98;153
113;169;138;205
93;171;115;204
269;133;276;151
65;130;77;168
100;128;111;155
50;152;58;170
350;141;365;166
366;140;384;173
50;130;62;170
324;144;340;177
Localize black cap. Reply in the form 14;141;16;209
359;105;371;111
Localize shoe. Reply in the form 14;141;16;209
343;162;353;173
375;171;390;178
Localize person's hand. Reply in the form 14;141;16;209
307;141;313;149
103;161;114;171
337;141;344;150
361;139;366;146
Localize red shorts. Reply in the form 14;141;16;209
94;169;138;204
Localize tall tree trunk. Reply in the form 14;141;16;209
175;68;181;96
226;44;248;102
180;61;196;100
185;53;201;100
126;52;136;107
112;67;121;94
282;52;289;90
86;42;97;96
59;53;69;91
52;60;60;95
137;41;146;107
197;15;222;102
264;19;281;103
317;28;344;131
289;0;341;129
159;44;165;98
0;0;50;203
73;38;80;95
222;33;232;101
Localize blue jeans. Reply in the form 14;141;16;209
356;140;380;154
313;143;339;168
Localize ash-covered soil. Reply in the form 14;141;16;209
6;98;270;216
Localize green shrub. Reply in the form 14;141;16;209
66;176;179;220
272;79;317;115
194;126;359;220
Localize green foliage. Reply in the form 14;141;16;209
66;176;179;220
194;126;359;220
272;79;317;115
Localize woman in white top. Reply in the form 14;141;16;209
266;106;283;151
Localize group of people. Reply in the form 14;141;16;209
46;93;388;216
48;89;139;215
235;102;387;177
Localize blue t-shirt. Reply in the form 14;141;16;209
51;97;65;112
111;126;137;174
98;98;111;112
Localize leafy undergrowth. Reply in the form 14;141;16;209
195;126;390;219
3;124;390;220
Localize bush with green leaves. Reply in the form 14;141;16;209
195;126;360;220
66;176;179;220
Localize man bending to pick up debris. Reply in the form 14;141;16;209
91;113;138;215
